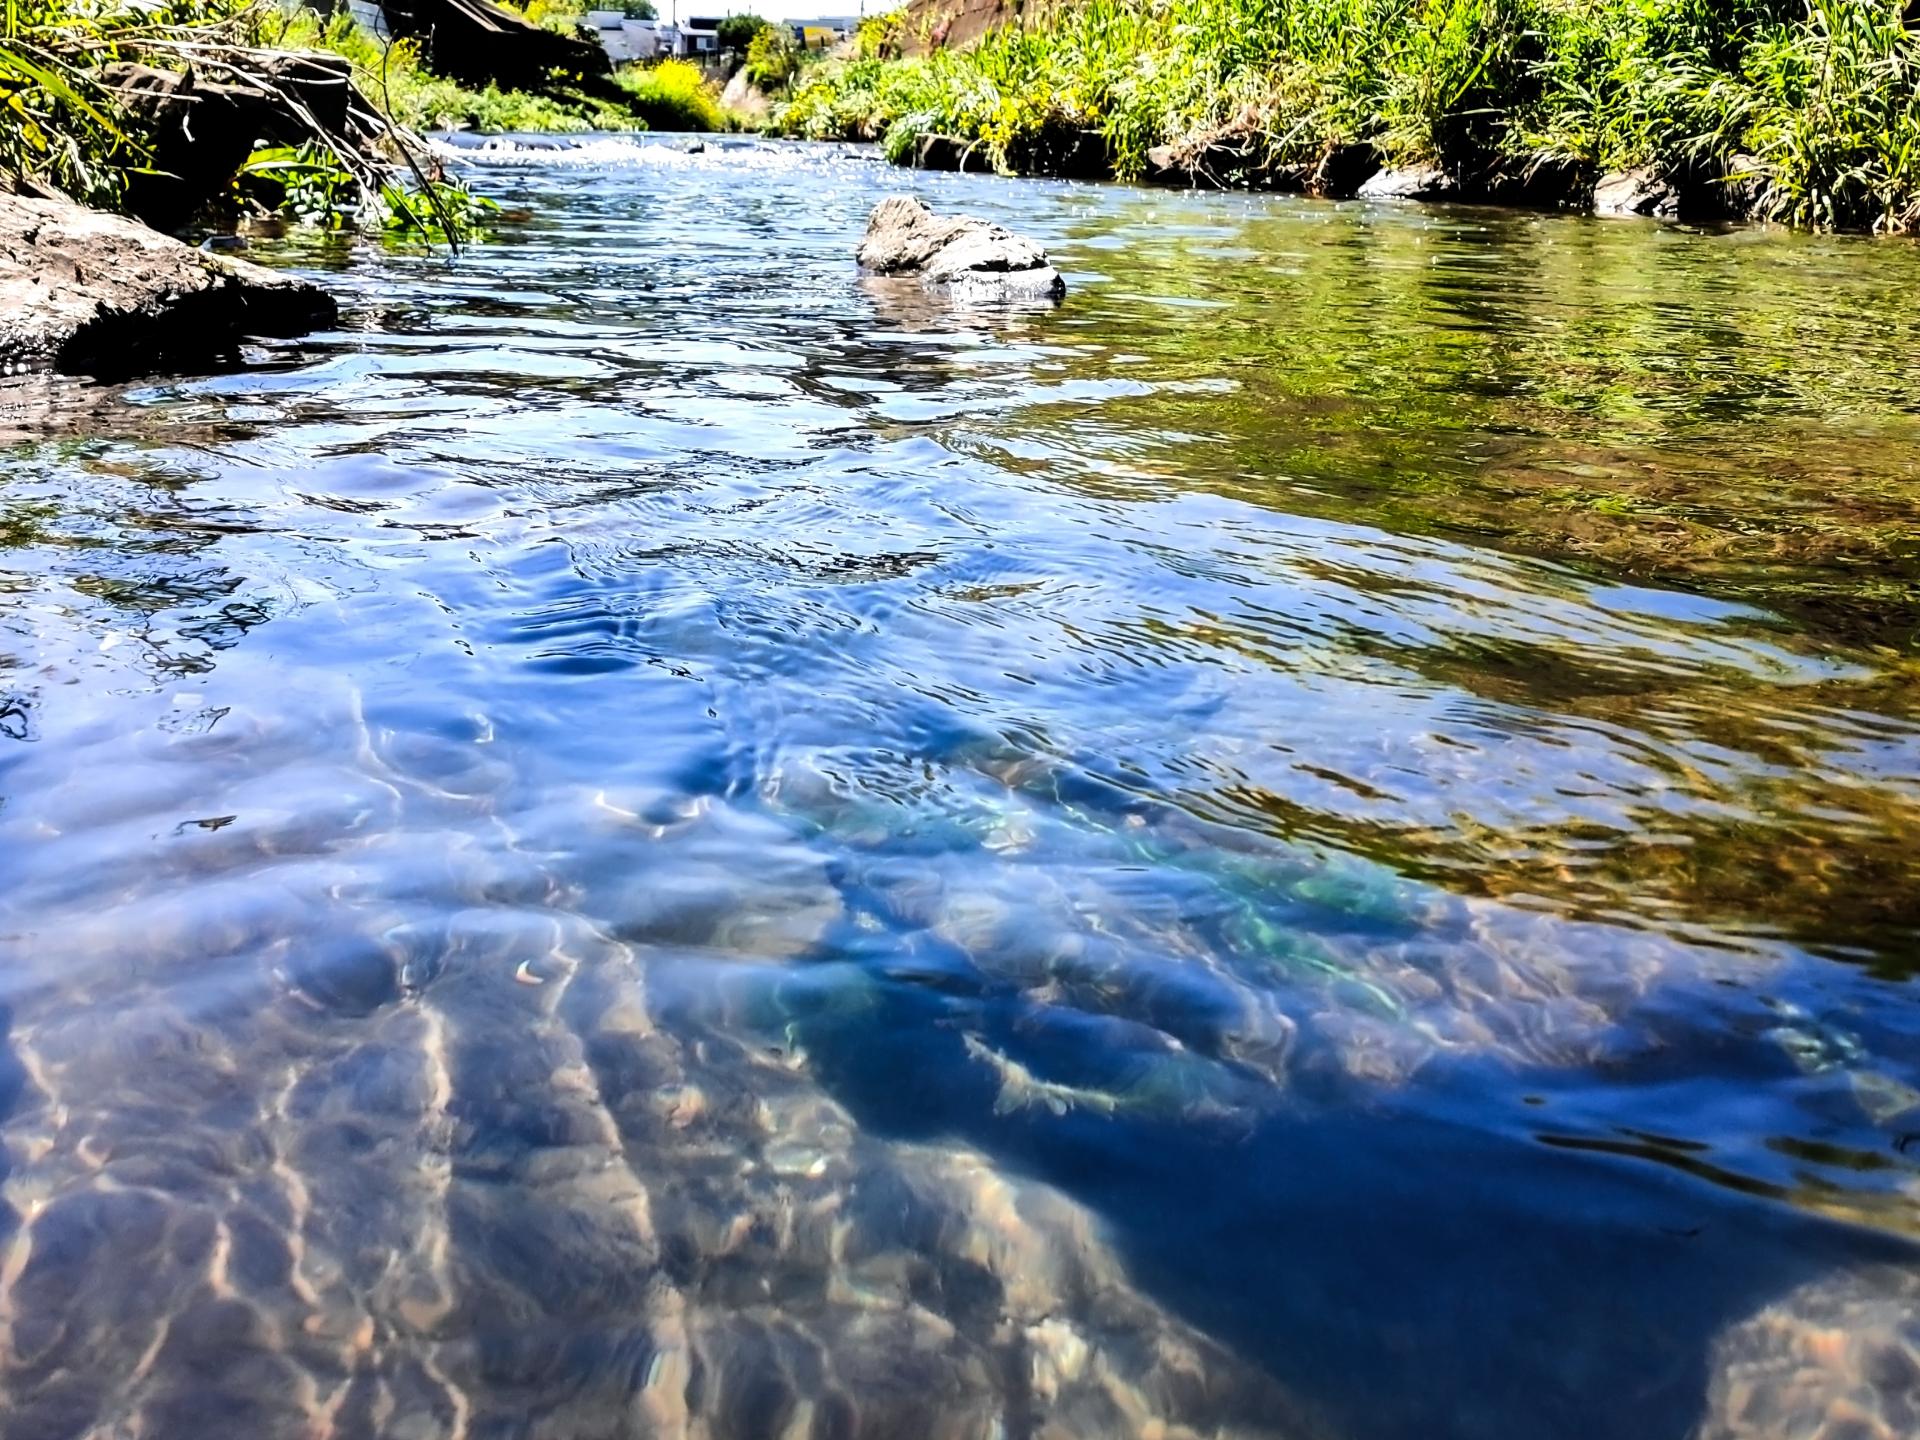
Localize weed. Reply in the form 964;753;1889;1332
771;0;1920;231
618;58;726;131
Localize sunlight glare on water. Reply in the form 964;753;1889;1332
1;136;1918;1440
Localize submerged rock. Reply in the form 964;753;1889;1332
856;195;1065;302
0;194;336;377
1701;1265;1920;1440
1357;165;1455;202
286;936;402;1017
1593;168;1680;219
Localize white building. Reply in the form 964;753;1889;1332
784;15;859;46
346;0;389;38
584;7;861;65
675;16;721;54
584;11;665;61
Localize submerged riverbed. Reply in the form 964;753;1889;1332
2;137;1919;1440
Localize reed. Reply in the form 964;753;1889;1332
2;0;732;237
3;0;485;231
2;0;255;206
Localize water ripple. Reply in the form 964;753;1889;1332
2;139;1919;1440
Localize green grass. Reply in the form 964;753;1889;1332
770;0;1920;232
618;57;728;131
1;0;489;234
2;0;735;225
270;11;730;135
2;0;257;207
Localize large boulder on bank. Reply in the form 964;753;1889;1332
0;194;337;378
1144;133;1267;190
105;55;383;233
1145;134;1377;198
1357;165;1454;202
1592;168;1680;220
856;196;1064;302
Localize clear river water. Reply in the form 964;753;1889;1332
2;137;1919;1440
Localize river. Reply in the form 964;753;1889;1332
2;136;1918;1440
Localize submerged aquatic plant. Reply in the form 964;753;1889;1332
965;1033;1125;1117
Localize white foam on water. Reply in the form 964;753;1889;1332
429;135;682;168
429;134;858;175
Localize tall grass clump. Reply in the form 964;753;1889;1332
1715;0;1920;229
265;7;477;131
771;0;1920;231
618;57;727;131
2;0;255;206
269;7;688;135
2;0;497;236
3;0;730;223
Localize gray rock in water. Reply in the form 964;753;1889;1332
1357;165;1455;202
0;193;336;378
1593;168;1679;219
857;196;1065;302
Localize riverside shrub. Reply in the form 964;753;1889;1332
771;0;1920;231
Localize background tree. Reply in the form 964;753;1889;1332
716;13;770;50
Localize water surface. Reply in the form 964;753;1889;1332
3;137;1919;1440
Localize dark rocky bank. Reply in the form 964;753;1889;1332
901;122;1765;226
